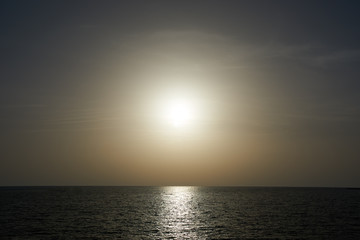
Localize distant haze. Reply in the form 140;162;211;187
1;1;360;187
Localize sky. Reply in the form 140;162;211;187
1;0;360;187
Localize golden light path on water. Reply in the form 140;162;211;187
158;187;201;238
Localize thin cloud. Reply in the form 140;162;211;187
310;49;360;67
0;104;47;109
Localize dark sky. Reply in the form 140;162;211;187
1;0;360;186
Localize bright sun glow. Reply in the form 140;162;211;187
165;99;194;127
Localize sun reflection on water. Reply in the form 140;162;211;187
158;186;201;239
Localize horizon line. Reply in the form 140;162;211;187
0;185;359;189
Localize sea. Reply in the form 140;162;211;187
0;186;359;239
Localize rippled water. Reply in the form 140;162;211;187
1;187;359;239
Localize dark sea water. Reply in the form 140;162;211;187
0;187;359;239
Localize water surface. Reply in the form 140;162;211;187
1;187;359;239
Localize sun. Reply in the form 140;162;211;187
165;99;194;127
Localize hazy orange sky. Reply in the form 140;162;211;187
1;1;360;187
